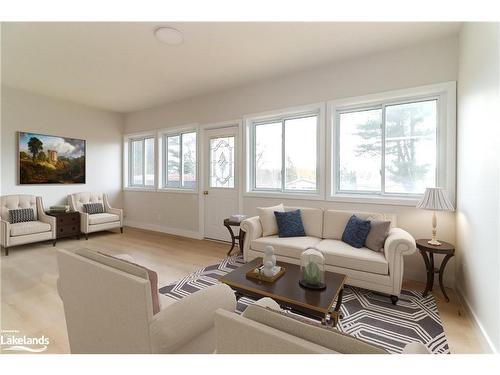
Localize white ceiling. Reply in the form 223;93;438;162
1;22;461;113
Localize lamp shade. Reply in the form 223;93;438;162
416;187;454;211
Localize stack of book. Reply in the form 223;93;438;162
49;205;70;213
230;214;247;223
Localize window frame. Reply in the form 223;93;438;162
244;103;325;200
160;128;198;192
328;82;456;206
125;134;156;189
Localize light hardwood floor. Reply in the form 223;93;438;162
1;227;484;354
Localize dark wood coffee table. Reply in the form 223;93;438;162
219;258;347;326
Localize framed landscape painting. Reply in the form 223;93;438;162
18;132;86;184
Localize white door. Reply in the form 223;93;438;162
203;127;239;241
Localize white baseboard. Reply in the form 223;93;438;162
124;219;203;240
455;284;498;353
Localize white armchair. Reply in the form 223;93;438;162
68;192;123;240
1;195;56;256
57;248;237;353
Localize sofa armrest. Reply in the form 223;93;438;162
1;219;10;247
384;228;416;260
240;216;262;254
402;342;431;354
149;283;236;353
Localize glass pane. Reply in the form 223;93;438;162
339;109;382;192
166;135;180;188
131;139;143;186
210;136;235;188
145;137;155;186
182;132;197;189
384;100;437;194
284;116;317;191
255;122;282;189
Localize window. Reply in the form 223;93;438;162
210;136;235;188
129;136;155;187
250;113;319;193
335;98;439;197
163;131;197;189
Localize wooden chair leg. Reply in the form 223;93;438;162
120;227;123;234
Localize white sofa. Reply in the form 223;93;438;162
57;248;236;353
241;207;416;303
0;195;56;256
68;192;123;240
215;297;430;354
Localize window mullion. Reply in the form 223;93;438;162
142;138;146;187
381;105;386;195
180;133;184;189
281;119;286;192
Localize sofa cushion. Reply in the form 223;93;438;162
316;239;389;275
274;210;306;238
257;204;284;236
323;210;384;240
284;207;323;238
365;220;391;252
88;213;120;225
251;236;322;259
10;220;51;237
242;304;386;354
341;215;371;248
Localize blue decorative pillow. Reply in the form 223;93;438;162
342;215;371;248
274;210;306;238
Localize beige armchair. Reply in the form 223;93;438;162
0;195;56;256
68;192;123;240
57;249;236;353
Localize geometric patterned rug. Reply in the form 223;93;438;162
159;255;449;354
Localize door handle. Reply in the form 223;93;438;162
203;191;209;195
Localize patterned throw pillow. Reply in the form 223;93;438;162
9;208;35;223
84;203;104;215
341;215;371;248
274;209;306;238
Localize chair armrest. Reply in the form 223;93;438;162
1;219;10;246
149;283;236;353
401;342;431;354
79;212;90;232
240;216;262;254
36;197;56;237
384;227;416;261
103;194;123;222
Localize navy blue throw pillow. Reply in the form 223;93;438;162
274;210;306;238
342;215;371;248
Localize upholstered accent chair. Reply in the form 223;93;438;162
0;195;56;255
57;249;236;353
68;192;123;240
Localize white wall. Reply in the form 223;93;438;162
1;86;124;208
123;36;459;285
456;23;500;353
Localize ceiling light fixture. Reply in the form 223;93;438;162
154;27;184;46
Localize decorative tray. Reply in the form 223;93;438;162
246;263;286;283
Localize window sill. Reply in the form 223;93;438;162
328;193;422;207
123;187;198;194
123;187;157;193
244;191;324;201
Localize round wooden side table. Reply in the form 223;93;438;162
416;239;455;302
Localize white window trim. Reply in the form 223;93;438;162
243;102;326;200
158;124;199;193
123;132;157;190
327;81;456;206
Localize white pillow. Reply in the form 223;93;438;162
257;204;284;236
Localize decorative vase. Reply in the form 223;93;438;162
299;247;326;290
263;245;276;267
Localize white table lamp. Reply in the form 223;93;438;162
416;187;454;246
